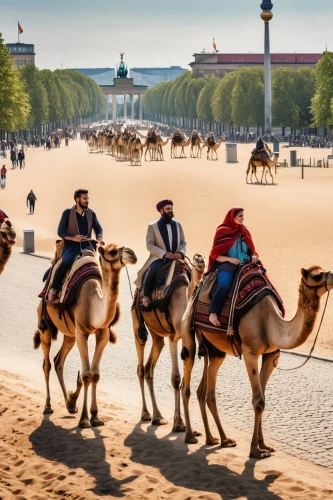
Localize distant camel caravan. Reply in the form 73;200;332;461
34;244;137;428
247;145;279;184
180;266;333;459
0;221;16;275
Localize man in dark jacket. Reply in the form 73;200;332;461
18;149;25;169
27;190;37;214
47;189;104;302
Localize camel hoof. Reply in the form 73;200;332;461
78;418;91;429
66;403;78;414
185;433;198;444
250;450;271;459
43;406;54;415
221;438;237;448
90;416;104;427
152;417;168;426
172;423;186;433
141;412;151;422
259;443;275;452
206;437;220;446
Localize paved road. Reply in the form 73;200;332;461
1;251;332;469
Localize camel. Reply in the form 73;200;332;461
132;253;206;431
202;136;226;160
130;137;144;166
134;130;171;161
170;136;191;159
0;221;16;274
34;243;137;428
190;132;203;158
246;152;279;184
180;266;333;459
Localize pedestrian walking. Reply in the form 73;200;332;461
18;149;25;169
27;190;37;214
0;165;7;189
10;149;17;168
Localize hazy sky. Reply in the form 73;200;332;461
1;0;332;71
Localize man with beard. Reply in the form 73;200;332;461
134;199;187;309
47;189;104;302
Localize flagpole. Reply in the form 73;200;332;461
18;21;20;43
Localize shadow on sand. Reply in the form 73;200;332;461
29;415;137;497
124;422;282;500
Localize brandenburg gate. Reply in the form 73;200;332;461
100;53;147;121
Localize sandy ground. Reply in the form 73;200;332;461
0;368;332;500
1;137;333;499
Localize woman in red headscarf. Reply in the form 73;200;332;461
208;207;258;326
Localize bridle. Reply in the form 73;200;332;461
302;271;331;292
99;245;125;266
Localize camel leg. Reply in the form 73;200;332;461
252;164;260;184
242;347;270;459
168;337;185;432
267;167;274;184
90;328;109;426
204;356;236;447
39;329;53;414
76;327;92;428
260;167;265;184
54;335;81;414
132;311;151;421
257;350;280;452
246;161;251;183
145;331;166;425
180;317;199;443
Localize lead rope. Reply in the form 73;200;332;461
273;291;330;371
125;265;134;299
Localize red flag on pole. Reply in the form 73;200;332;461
18;22;23;34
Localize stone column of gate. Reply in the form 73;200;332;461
130;94;135;120
105;94;109;121
112;95;117;121
139;94;143;121
124;94;127;120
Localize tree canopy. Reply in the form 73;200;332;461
311;51;333;127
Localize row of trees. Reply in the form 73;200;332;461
0;33;105;133
143;52;333;130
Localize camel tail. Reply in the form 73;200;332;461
108;302;120;344
108;327;117;344
33;330;41;349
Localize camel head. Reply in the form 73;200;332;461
98;243;137;271
192;252;206;274
0;220;16;245
300;266;333;298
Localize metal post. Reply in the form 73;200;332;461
302;159;304;179
260;2;273;134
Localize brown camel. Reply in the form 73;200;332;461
202;136;226;160
190;132;203;158
180;266;333;458
0;221;16;274
34;244;137;428
170;136;191;158
144;136;171;161
130;137;144;165
132;253;206;431
246;153;280;184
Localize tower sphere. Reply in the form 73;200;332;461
260;0;273;10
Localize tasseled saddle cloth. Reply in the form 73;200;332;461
194;263;285;336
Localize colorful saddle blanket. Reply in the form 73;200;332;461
251;150;269;162
194;263;284;335
39;262;101;307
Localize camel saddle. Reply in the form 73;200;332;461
207;137;216;147
39;252;101;308
193;263;284;338
251;150;269;163
147;133;157;144
173;134;183;143
131;259;191;341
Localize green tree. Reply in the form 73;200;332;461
143;87;154;115
162;81;173;116
211;71;237;124
185;77;206;119
18;63;49;129
231;67;264;127
175;72;192;118
40;69;63;122
196;76;219;122
272;67;315;128
0;32;30;131
167;71;189;117
311;51;333;127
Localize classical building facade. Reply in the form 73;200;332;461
6;43;35;68
190;52;322;78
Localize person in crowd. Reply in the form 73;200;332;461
18;149;25;169
0;165;7;189
27;190;37;214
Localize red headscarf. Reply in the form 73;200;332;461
207;207;258;271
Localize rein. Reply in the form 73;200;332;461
100;246;134;299
273;273;331;371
